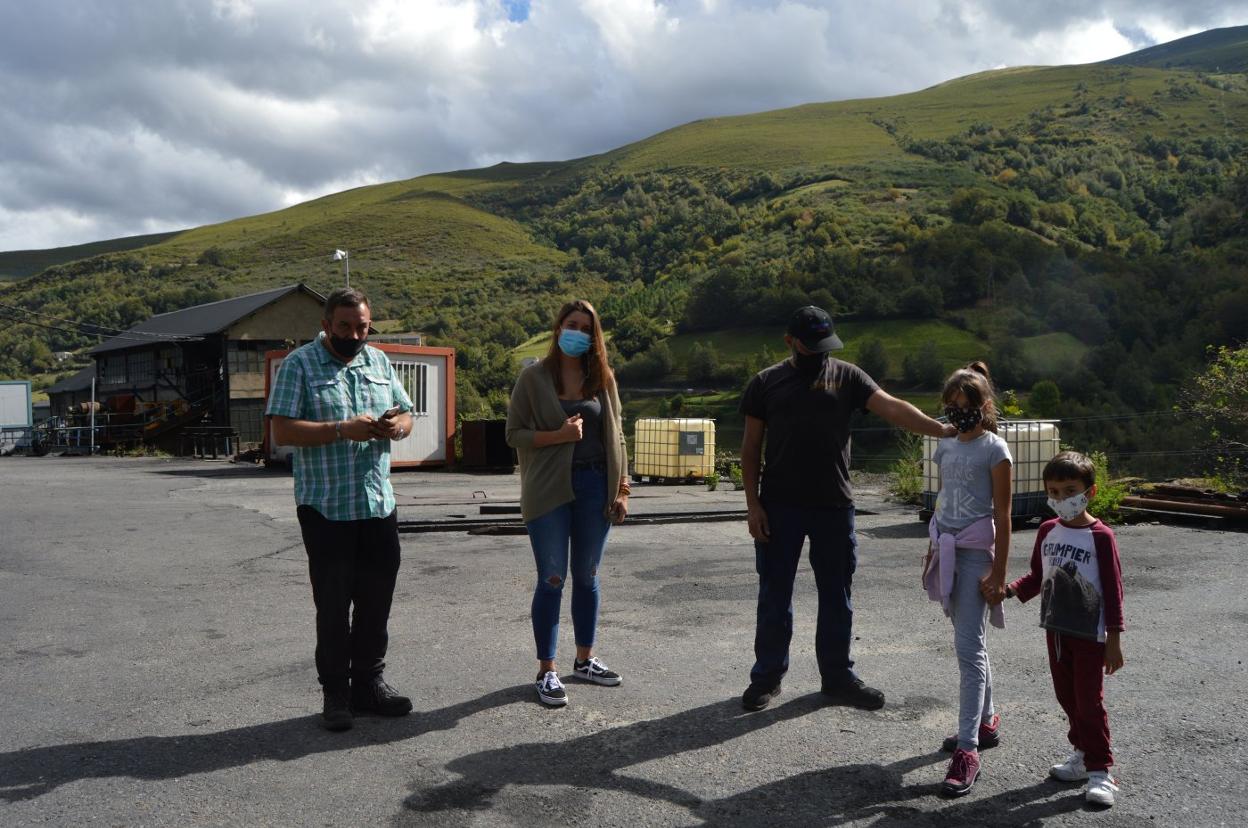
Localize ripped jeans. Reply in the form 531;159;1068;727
527;465;612;661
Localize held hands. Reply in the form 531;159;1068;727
559;414;584;443
978;572;1007;605
1104;633;1125;675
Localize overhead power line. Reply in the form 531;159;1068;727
0;302;200;342
0;308;202;344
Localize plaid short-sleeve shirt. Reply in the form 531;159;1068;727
265;334;414;521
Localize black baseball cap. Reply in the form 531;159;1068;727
787;306;843;352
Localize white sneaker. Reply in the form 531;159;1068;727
1049;749;1088;782
535;671;567;707
1086;771;1119;807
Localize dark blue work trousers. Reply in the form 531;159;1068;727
750;501;859;689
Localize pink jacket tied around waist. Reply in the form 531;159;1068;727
924;514;1005;629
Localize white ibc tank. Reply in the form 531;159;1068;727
633;417;716;480
922;419;1061;516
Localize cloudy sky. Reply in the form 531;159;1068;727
1;1;1245;251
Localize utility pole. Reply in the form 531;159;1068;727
333;249;349;286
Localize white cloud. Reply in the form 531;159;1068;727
0;0;1245;250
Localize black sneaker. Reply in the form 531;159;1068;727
321;688;353;731
821;678;885;710
742;682;782;711
350;676;413;716
572;656;622;686
536;671;568;707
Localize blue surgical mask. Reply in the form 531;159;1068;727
558;328;592;357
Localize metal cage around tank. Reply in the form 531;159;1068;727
632;417;716;482
921;419;1061;525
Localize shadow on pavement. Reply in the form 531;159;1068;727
0;685;528;803
402;694;1088;826
404;693;829;815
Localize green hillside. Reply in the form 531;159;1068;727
0;231;181;281
1106;26;1248;73
2;28;1246;475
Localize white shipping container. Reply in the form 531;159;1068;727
0;381;33;454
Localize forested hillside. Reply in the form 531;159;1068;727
2;27;1245;478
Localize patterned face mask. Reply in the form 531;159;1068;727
1048;490;1090;521
944;405;983;433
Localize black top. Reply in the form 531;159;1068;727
560;397;606;463
739;357;880;508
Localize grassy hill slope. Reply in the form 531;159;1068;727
2;28;1246;466
0;231;182;281
1105;25;1248;73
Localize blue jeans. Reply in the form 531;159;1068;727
751;501;858;688
527;466;612;661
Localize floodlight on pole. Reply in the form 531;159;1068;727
332;249;350;286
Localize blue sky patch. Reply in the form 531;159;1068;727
502;0;530;23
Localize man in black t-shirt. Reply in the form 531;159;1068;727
739;306;955;711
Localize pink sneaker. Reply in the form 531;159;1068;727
941;713;1000;752
941;748;981;797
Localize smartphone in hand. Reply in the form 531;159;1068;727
381;406;403;420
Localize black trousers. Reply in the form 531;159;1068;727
296;506;401;691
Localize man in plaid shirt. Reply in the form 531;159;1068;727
266;287;415;731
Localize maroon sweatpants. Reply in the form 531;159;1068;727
1046;631;1113;771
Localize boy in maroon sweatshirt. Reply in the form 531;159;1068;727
1006;451;1125;807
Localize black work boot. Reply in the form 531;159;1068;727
350;675;413;716
821;677;885;710
321;687;353;731
742;681;782;711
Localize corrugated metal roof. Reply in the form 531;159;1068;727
89;283;324;355
45;365;96;394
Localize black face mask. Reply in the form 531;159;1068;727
944;405;983;433
329;334;367;360
792;349;826;374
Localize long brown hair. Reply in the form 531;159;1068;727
941;360;999;433
542;299;613;398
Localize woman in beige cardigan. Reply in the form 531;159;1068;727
506;299;630;707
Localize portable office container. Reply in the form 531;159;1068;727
921;419;1061;523
263;343;456;469
0;380;32;454
633;417;716;481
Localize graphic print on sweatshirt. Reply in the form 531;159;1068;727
1038;523;1107;641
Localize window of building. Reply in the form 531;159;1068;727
230;398;265;446
100;355;126;385
127;350;154;384
227;340;285;375
391;361;429;415
157;347;183;374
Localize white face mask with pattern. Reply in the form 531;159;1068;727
1047;490;1090;521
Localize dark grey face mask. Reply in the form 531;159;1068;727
330;334;366;359
792;349;825;373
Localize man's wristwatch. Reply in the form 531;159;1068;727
335;420;344;441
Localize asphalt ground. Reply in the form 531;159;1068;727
0;456;1245;827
